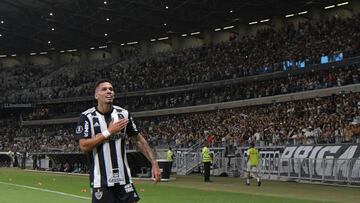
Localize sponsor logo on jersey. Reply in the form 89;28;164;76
109;134;126;141
124;184;134;193
84;121;89;137
108;169;124;183
131;117;138;131
76;125;83;134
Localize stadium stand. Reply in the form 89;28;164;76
1;91;359;153
0;6;360;184
1;14;359;103
19;62;360;120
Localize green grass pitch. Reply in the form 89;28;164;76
0;168;359;203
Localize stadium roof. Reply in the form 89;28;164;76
0;0;342;54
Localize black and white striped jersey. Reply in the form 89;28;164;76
75;105;139;188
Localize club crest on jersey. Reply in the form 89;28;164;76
94;189;103;200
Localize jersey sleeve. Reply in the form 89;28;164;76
126;113;139;137
74;114;91;140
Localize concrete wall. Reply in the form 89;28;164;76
0;58;22;68
325;8;353;19
148;35;207;53
148;41;173;54
179;36;204;49
212;31;231;44
58;53;80;63
245;24;271;36
28;55;52;66
88;50;112;61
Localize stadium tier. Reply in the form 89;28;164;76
1;91;359;152
1;14;359;103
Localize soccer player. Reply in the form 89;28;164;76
75;79;161;203
245;142;261;186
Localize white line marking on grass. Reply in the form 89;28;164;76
0;181;91;200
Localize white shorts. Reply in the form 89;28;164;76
246;163;258;173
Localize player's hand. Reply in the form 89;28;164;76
151;163;161;184
107;119;129;135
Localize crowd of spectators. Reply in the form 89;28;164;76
23;63;360;120
0;64;62;103
140;92;360;149
2;14;360;103
1;47;139;103
118;63;360;111
3;59;119;103
0;119;78;153
1;92;360;153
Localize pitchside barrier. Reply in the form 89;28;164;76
1;144;359;185
277;144;360;184
225;144;360;184
225;144;360;185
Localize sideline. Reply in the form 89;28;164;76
25;169;176;181
0;181;91;200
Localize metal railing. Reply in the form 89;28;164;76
175;142;204;175
175;146;227;175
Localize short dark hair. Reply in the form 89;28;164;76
250;142;255;148
94;79;113;90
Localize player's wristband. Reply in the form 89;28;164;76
102;130;111;138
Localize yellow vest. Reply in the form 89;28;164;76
167;150;173;161
202;147;212;163
248;147;259;166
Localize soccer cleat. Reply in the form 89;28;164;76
257;181;261;187
245;182;250;186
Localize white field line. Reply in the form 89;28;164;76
0;181;91;200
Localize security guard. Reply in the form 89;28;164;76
202;142;212;182
167;147;174;171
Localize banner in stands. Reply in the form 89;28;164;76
279;144;360;181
